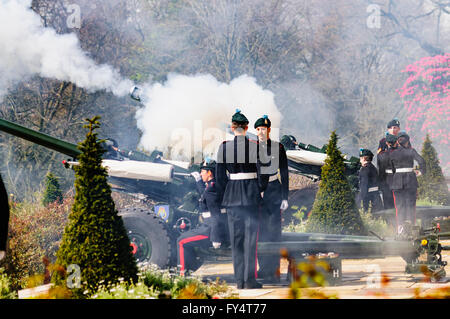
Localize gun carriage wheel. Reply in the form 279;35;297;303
119;207;177;268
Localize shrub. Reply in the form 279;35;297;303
417;134;450;205
5;195;71;290
54;117;138;297
90;264;234;299
305;131;366;235
42;172;63;206
0;268;17;299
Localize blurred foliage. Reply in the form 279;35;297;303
4;192;71;290
0;268;17;299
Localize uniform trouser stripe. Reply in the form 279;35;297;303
179;235;209;274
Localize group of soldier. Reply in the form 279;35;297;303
177;109;289;289
357;118;426;234
0;111;428;289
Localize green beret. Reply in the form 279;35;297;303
387;118;400;128
254;115;271;129
200;158;216;173
359;148;374;158
397;130;409;138
385;133;398;144
231;108;249;124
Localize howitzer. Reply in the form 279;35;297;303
0;117;202;267
3;114;450;284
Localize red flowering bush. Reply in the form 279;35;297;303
397;54;450;172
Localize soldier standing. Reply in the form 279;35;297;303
387;133;426;233
177;159;228;275
216;109;268;289
377;118;401;155
254;115;289;283
357;149;382;212
377;134;398;211
0;174;9;261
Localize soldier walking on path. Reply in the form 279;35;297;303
215;109;268;289
254;115;289;283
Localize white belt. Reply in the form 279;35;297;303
385;168;414;173
229;172;257;180
368;186;379;192
269;175;279;182
202;211;211;218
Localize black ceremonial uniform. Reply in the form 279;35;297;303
257;138;289;280
216;133;268;289
0;174;9;252
357;162;382;212
377;148;395;210
388;146;426;230
177;177;228;274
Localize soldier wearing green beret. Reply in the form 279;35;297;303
388;132;426;234
377;118;401;155
357;149;382;212
254;115;289;283
215;109;268;289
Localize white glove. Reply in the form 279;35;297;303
260;192;264;198
190;171;201;182
280;200;289;212
0;251;5;261
212;242;221;249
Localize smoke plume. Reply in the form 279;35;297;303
0;0;133;100
135;73;282;160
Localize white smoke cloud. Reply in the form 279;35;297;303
135;73;282;161
0;0;133;100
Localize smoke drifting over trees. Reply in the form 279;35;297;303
0;0;448;198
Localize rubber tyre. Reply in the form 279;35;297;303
119;207;176;268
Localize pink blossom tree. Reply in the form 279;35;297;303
397;54;450;172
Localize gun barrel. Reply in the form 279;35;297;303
0;118;81;158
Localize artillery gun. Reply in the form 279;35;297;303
1;116;450;284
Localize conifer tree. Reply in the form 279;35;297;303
42;172;63;206
305;131;366;235
417;134;450;205
54;116;137;296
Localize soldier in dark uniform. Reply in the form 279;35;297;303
357;149;382;212
0;174;10;261
377;133;398;210
387;133;426;233
216;109;268;289
377;118;401;155
177;159;229;275
254;115;289;283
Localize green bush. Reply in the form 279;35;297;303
417;134;450;205
0;268;17;299
42;172;63;206
54;117;138;297
305;131;366;235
